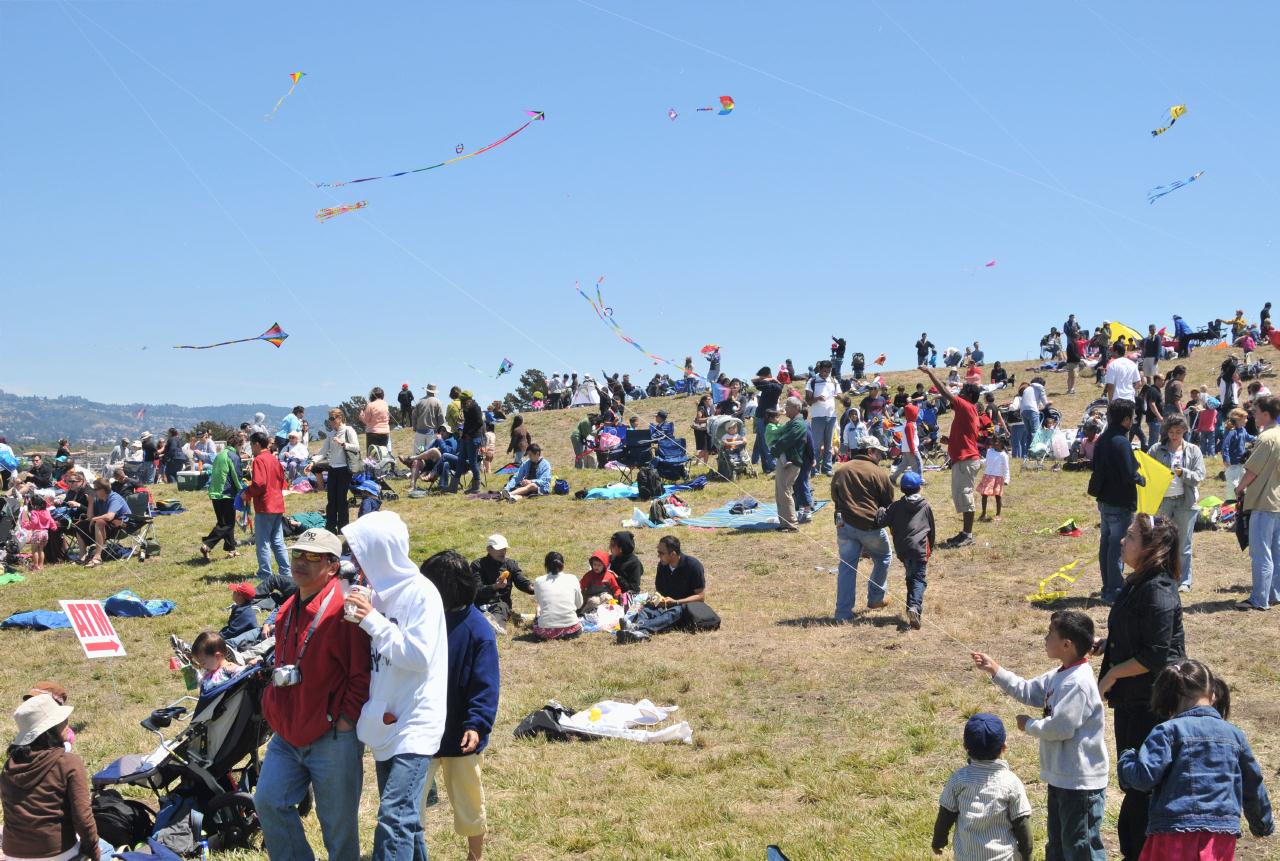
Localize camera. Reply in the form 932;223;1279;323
271;665;302;687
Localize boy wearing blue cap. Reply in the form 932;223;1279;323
876;470;934;630
934;713;1032;861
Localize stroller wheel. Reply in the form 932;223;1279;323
203;791;262;851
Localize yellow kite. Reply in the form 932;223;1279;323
1151;104;1187;137
1104;321;1144;350
1135;450;1173;515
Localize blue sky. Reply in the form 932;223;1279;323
4;1;1277;407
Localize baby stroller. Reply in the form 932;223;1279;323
92;664;305;853
708;415;754;481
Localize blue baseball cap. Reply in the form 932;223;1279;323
964;713;1006;760
900;471;922;494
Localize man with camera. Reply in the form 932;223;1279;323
256;528;371;861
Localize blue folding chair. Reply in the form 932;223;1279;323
653;434;691;481
619;429;654;469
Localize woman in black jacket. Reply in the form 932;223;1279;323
609;530;644;594
1097;513;1187;861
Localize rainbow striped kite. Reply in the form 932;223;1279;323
267;72;305;119
175;322;289;350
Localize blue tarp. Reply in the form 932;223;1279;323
583;481;700;501
676;500;829;531
2;590;175;630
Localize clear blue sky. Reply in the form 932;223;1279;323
4;1;1277;407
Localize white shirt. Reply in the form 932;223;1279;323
534;571;583;629
1022;382;1047;411
807;375;839;419
983;449;1011;481
1103;356;1141;403
939;760;1033;861
281;442;309;461
1165;446;1185;497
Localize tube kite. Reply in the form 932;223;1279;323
315;200;367;222
266;72;305;119
175;322;288;350
1147;171;1204;204
315;112;546;188
1151;104;1187;137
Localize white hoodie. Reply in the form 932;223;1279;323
342;511;447;761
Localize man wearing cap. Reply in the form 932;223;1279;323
411;385;444;454
397;383;415;426
769;397;811;531
830;437;895;620
751;366;783;474
459;392;485;494
470;535;533;626
649;410;675;444
257;527;370;861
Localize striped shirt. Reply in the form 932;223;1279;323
939;759;1032;861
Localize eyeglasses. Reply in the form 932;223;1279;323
290;550;332;562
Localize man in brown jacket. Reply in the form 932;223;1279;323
830;437;896;621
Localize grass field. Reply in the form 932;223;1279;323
4;347;1278;861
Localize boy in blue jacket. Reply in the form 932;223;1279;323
420;549;500;861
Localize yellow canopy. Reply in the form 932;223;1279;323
1105;321;1143;347
1135;450;1173;515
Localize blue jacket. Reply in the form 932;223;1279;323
220;603;258;639
1223;427;1255;466
505;457;551;494
1174;316;1192;338
1118;706;1273;837
437;606;500;758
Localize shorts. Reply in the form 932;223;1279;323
694;428;709;451
951;458;981;513
532;621;582;640
1141;357;1158;376
978;475;1005;497
1064;361;1080;371
426;754;487;837
27;528;49;548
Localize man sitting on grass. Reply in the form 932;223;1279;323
617;536;707;644
501;443;551;502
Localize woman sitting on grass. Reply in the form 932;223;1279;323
532;552;583;640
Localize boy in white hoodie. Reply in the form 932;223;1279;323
972;610;1109;861
342;511;448;861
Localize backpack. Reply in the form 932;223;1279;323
635;466;665;501
648;499;668;524
680;601;721;631
92;789;156;849
553;478;570;495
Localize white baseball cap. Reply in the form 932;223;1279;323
486;534;509;551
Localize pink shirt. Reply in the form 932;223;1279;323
360;400;391;435
20;508;57;531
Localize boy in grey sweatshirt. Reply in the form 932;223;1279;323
972;610;1108;861
875;470;934;630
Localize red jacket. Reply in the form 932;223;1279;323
263;576;371;748
580;550;624;599
243;450;286;515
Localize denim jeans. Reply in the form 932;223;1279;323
1045;785;1106;861
461;436;483;486
1097;503;1133;601
1021;409;1041;444
904;558;927;613
1147;420;1162;447
1248;509;1280;608
809;416;837;475
1194;429;1217;456
751;417;776;473
1157;493;1197;587
256;729;364;861
374;753;432;861
634;604;684;634
437;453;461;491
254;513;291;579
1010;423;1027;458
793;467;814;510
835;522;891;620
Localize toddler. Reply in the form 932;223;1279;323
933;713;1032;860
191;631;244;693
580;550;624;611
19;496;56;570
979;435;1011;521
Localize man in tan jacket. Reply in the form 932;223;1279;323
829;438;895;621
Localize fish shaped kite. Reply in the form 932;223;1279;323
315;112;545;188
1147;170;1205;204
1151;104;1187;137
175;322;288;350
267;72;305;119
316;200;367;222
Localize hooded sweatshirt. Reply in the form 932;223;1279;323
877;493;935;561
342;512;448;761
609;530;644;593
580;551;624;600
438;606;500;758
1;746;99;861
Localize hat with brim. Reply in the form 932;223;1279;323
12;694;73;747
426;384;438;394
289;528;342;557
227;582;257;599
858;437;889;453
140;432;152;441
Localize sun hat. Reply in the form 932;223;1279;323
426;383;438;394
12;694;73;747
858;437;888;453
140;431;152;441
289;528;342;557
487;534;509;551
964;713;1006;760
227;582;257;599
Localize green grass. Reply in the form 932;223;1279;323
4;348;1279;860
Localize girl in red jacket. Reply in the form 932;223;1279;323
580;550;624;611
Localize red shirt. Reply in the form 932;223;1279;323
262;576;371;747
947;397;981;462
903;404;920;455
243;450;286;514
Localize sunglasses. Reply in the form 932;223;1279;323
290;550;332;562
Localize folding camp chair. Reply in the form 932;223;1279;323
652;435;691;481
118;491;157;562
618;429;654;469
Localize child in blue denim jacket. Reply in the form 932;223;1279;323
1118;659;1273;860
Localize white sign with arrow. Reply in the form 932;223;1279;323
59;600;126;658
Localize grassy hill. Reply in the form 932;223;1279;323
3;346;1277;860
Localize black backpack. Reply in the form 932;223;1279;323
92;789;156;849
636;466;665;501
681;601;721;631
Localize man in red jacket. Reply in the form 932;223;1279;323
242;432;290;579
256;527;371;861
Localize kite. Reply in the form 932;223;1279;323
700;344;720;355
1151;104;1187;137
496;358;514;378
985;260;996;268
175;322;288;350
1148;171;1204;204
315;112;546;188
873;353;887;366
674;96;733;117
668;108;679;121
576;277;708;382
1025;559;1083;603
455;144;465;154
1035;518;1082;537
315;200;367;222
1135;450;1173;515
267;72;305;119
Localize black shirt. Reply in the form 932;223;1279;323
1066;337;1081;363
462;401;484;438
60;486;90;521
655;554;705;601
892;393;909;409
991;366;1009;383
755;379;783;415
27;462;53;489
1142;335;1161;359
141;440;158;461
1099;571;1185;707
470;554;534;609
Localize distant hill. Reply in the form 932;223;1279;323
0;389;332;448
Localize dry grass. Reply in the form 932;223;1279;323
3;347;1278;860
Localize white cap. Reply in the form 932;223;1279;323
486;534;509;551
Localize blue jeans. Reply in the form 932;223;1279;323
374;753;432;861
1045;785;1106;861
1021;409;1042;446
793;467;814;510
810;416;837;475
904;558;927;614
461;436;483;486
437;453;461;491
752;417;776;473
1157;492;1197;587
634;604;684;634
835;522;891;620
1194;429;1217;456
1147;420;1162;447
1248;509;1280;608
1097;503;1133;601
256;729;364;861
254;513;291;579
1010;423;1027;458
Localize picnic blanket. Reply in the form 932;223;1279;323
584;481;699;501
1;589;176;630
676;500;829;531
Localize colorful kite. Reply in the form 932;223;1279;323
455;144;465;154
175;322;288;350
267;72;305;119
315;112;545;188
496;358;514;378
1147;171;1204;204
315;200;367;222
675;96;734;118
576;278;705;381
668;108;679;121
985;260;996;268
1151;104;1187;137
700;344;720;355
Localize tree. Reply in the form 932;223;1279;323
501;368;548;414
338;396;367;432
190;419;237;441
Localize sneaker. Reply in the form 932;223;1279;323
907;607;922;630
616;628;651;645
1235;600;1267;611
797;509;813;524
868;597;891;610
1178;583;1191;593
945;533;976;549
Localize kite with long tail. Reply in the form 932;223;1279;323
266;72;305;119
1148;170;1204;204
315;111;545;188
576;278;710;382
316;200;367;222
175;322;289;350
1151;104;1187;137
